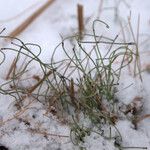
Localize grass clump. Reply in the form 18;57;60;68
0;20;146;149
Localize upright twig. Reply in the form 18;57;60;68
77;4;84;40
128;13;142;81
97;0;104;19
119;20;132;74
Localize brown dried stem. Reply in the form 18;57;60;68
28;70;52;94
136;114;150;123
77;4;84;40
6;57;17;80
8;0;55;38
28;128;69;138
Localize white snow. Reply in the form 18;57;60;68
0;0;150;150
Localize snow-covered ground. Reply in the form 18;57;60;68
0;0;150;150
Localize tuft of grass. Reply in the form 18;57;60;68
0;20;146;149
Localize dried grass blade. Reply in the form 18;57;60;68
8;0;55;38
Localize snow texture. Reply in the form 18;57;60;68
0;0;150;150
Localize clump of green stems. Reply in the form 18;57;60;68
0;20;146;149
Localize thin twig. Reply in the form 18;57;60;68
97;0;104;19
6;57;17;80
80;40;135;45
28;128;69;138
8;0;55;38
136;114;150;123
28;70;53;94
77;4;84;39
0;1;41;23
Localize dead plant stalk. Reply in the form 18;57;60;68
28;70;52;94
6;57;17;80
77;4;84;40
8;0;55;38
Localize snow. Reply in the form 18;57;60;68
0;0;150;150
